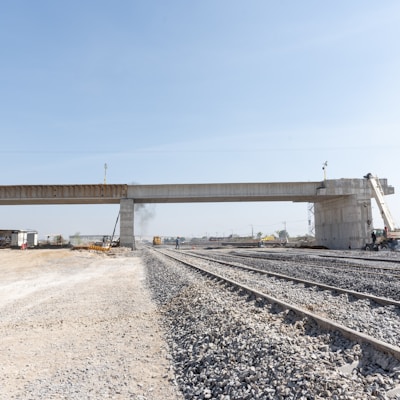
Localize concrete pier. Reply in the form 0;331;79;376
120;198;135;249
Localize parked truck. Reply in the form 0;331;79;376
364;173;400;251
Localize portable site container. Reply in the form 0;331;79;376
27;231;38;247
11;231;27;248
11;230;38;248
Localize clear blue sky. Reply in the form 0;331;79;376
1;1;400;240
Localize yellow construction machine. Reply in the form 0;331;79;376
153;236;162;245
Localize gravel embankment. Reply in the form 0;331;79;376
144;248;400;400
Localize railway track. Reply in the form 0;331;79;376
152;247;400;362
178;251;400;308
187;248;400;302
218;249;400;277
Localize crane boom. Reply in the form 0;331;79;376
364;173;397;231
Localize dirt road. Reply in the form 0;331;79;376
0;249;181;399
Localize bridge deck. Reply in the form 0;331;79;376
0;179;393;205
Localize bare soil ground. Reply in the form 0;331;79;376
0;248;182;400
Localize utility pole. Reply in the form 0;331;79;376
322;161;328;180
104;163;108;184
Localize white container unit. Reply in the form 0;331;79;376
11;230;38;248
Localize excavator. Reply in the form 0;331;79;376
364;173;400;251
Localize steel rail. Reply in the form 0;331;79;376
318;253;400;264
219;251;400;279
233;249;400;268
153;248;400;362
256;248;400;265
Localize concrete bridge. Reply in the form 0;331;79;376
0;178;394;249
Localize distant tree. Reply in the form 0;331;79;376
256;232;263;239
276;230;289;240
73;232;82;245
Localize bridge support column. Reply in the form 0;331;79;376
120;198;135;249
314;195;371;250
